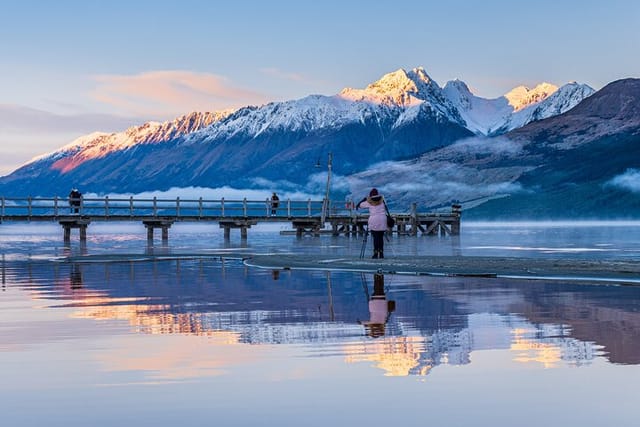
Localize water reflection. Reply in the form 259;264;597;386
3;257;640;381
360;273;395;338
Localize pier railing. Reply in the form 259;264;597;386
0;196;461;240
0;196;330;219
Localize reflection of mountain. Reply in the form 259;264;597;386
425;278;640;365
5;258;640;377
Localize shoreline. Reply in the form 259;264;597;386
244;254;640;285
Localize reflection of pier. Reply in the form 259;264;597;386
0;196;461;242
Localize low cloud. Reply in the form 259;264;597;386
450;135;523;156
88;186;320;201
607;169;640;193
346;153;527;209
91;70;270;118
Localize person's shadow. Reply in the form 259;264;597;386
359;273;395;338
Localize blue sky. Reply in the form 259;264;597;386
1;0;638;175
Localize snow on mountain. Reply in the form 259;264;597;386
36;110;234;173
183;67;466;145
443;80;595;135
184;95;372;144
504;82;558;111
442;80;512;135
25;67;593;172
340;67;464;126
501;82;596;134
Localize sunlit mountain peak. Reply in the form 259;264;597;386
505;82;559;111
339;67;441;107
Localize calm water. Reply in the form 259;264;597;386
1;221;640;426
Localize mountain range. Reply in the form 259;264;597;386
2;67;638;218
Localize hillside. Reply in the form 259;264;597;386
351;79;640;218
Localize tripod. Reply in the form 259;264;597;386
359;226;369;259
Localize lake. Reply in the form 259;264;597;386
1;221;639;426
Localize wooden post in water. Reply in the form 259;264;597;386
451;203;462;235
143;220;173;243
410;203;418;236
60;219;91;243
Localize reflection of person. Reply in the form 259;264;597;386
68;188;82;214
361;273;395;338
270;192;280;216
356;188;387;259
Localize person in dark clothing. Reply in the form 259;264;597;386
68;188;82;214
356;188;387;259
270;192;280;216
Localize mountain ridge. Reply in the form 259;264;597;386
348;78;640;218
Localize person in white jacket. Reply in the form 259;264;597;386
356;188;387;259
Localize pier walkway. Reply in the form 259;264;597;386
0;196;461;242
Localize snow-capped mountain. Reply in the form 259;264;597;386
31;110;234;174
347;78;640;218
442;80;595;135
0;67;597;201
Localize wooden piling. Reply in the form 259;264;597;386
143;220;174;243
59;219;91;243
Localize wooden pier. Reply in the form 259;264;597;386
0;196;461;242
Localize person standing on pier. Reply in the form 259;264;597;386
68;188;82;214
270;192;280;216
356;188;387;259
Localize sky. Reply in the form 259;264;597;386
1;0;638;176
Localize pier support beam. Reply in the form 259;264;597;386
143;220;174;243
450;203;462;236
291;219;323;237
219;220;257;240
59;219;91;243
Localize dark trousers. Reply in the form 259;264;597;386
371;230;385;257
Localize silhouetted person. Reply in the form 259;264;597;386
270;192;280;216
68;188;82;214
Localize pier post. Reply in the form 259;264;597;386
60;219;91;243
451;203;462;236
410;203;418;236
220;220;257;240
143;220;174;243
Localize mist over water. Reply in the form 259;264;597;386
1;220;640;426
